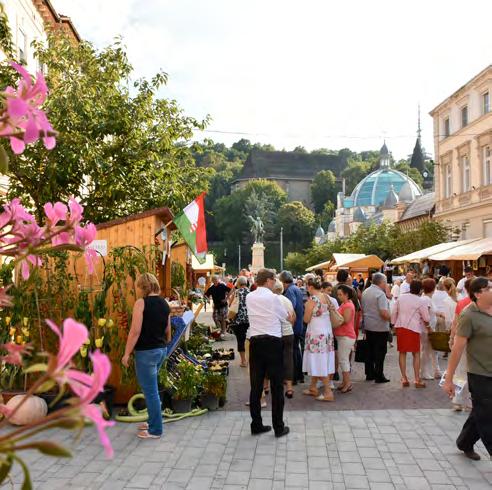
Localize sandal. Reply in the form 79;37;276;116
137;422;149;430
137;430;161;439
315;393;334;402
415;381;426;388
401;380;410;387
340;384;353;394
302;389;318;397
285;390;294;399
240;362;248;368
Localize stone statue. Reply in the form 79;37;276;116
248;215;264;243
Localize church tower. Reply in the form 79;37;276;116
410;105;425;173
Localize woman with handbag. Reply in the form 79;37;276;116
391;280;430;388
302;277;341;402
229;276;250;367
334;284;357;393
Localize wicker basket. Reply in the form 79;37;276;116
428;331;451;353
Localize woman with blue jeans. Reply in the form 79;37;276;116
122;273;171;439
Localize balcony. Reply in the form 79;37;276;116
436;185;492;214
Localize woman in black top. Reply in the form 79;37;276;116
229;276;250;367
122;273;170;439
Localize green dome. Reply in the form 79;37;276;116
350;168;422;208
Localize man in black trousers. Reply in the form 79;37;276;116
246;268;292;438
361;272;391;383
443;276;492;461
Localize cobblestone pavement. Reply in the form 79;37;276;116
12;409;491;489
9;310;489;489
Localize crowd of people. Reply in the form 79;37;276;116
204;266;491;459
118;265;491;461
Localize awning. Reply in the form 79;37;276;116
191;254;224;272
306;253;383;272
428;237;492;261
390;239;479;265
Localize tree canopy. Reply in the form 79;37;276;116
0;34;211;222
276;201;316;249
310;170;337;214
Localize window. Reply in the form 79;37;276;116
461;106;468;128
462;223;470;239
18;29;27;63
443;117;450;137
483;92;490;115
461;155;470;192
484;220;492;238
484;146;492;185
443;164;452;198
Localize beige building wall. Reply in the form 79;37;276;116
431;65;492;239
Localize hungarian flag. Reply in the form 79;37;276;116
173;193;208;263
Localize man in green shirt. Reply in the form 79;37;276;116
443;277;492;461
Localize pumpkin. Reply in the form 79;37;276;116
5;395;48;426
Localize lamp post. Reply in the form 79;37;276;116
280;226;284;271
238;243;241;272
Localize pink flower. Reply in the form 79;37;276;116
82;404;115;458
84;248;98;275
1;342;32;365
46;318;88;378
20;254;43;281
1;63;55;154
52;231;72;247
0;286;13;307
0;198;36;232
44;202;68;226
68;198;83;226
75;223;96;247
66;350;111;404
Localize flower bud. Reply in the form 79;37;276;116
98;318;107;327
23;317;29;327
107;319;114;328
95;337;104;348
5;317;11;325
21;328;29;337
16;335;23;344
9;327;16;336
80;346;88;358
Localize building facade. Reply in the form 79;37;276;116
329;143;424;238
0;0;79;74
431;65;492;239
232;149;346;207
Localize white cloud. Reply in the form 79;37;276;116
53;0;492;159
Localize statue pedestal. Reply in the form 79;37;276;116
250;242;265;274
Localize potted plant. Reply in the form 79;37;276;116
172;360;200;413
201;372;226;411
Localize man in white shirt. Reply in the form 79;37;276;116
246;268;292;438
457;266;475;301
399;269;416;295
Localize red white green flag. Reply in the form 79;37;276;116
173;193;208;263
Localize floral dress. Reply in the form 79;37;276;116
302;295;335;377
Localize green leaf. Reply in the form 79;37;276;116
12;455;32;490
34;379;56;393
0;454;13;484
0;144;9;174
27;441;72;458
23;363;48;374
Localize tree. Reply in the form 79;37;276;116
293;146;307;153
213;179;287;246
1;34;211;222
277;201;316;249
310;170;337;213
341;160;372;195
394;161;424;188
318;201;335;230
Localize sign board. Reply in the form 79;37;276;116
87;239;108;257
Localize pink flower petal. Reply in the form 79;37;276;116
82;404;115;458
10;136;25;155
24;117;38;144
7;98;28;118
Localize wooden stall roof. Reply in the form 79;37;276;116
331;254;384;270
306;253;369;272
192;253;224;272
96;207;176;231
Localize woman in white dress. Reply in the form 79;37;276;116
420;278;441;380
302;276;335;402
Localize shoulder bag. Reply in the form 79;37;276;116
324;294;344;328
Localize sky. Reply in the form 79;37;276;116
52;0;492;160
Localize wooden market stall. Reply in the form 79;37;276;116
306;253;384;282
191;253;224;291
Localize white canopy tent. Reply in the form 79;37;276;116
428;237;492;261
390;239;479;265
